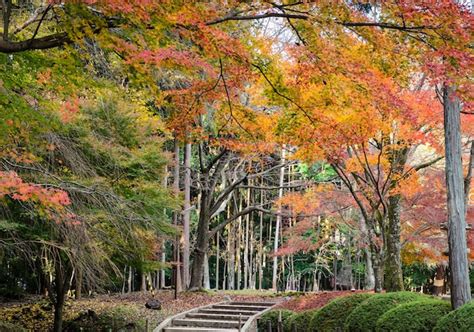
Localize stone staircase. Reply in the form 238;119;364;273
157;301;276;332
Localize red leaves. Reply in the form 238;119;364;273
0;171;71;217
278;291;371;312
59;97;81;123
132;47;215;76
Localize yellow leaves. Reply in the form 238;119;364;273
345;153;390;174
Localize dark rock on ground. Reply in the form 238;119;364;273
145;299;161;310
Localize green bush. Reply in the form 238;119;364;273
63;305;146;332
257;309;294;332
309;293;373;332
433;301;474;332
284;310;317;332
344;291;427;332
0;321;27;332
376;299;451;332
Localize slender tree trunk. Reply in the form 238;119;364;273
433;264;446;296
75;268;82;300
258;185;264;290
384;195;404;291
160;248;166;289
258;217;264;290
228;219;235;290
360;217;375;290
372;247;384;293
141;271;146;291
127;266;133;293
272;147;286;290
203;253;210;290
189;189;210;289
244;188;250;289
215;231;220;290
365;249;375;290
52;258;71;332
236;197;242;290
160;165;168;290
182;142;191;289
249;207;255;289
443;85;471;308
172;140;182;293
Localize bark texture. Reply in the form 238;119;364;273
443;86;471;308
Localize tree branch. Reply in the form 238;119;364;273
206;12;308;25
0;32;70;53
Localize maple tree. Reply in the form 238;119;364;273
1;2;473;330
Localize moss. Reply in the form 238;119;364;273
0;321;27;332
63;305;146;332
284;310;317;332
376;299;451;332
344;291;427;332
433;301;474;332
257;309;294;332
310;293;374;332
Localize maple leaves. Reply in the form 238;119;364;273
0;171;71;221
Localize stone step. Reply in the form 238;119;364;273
164;327;238;332
212;304;268;311
199;308;258;316
230;301;276;307
186;312;251;320
173;318;242;329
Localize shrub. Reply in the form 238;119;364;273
433;301;474;332
0;285;25;300
257;309;294;332
344;291;427;332
376;299;451;332
309;293;373;332
0;321;27;332
63;305;146;332
284;310;317;332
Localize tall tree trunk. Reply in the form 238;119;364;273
52;258;71;332
141;271;146;291
258;213;264;290
160;248;166;289
365;249;375;290
189;189;210;289
215;231;220;290
258;184;264;290
243;188;250;289
433;264;446;296
203;253;210;290
443;85;471;308
236;198;242;290
360;217;375;290
249;206;255;289
228;219;235;290
372;247;384;293
127;266;132;293
182;141;191;289
75;268;82;300
160;166;168;290
384;195;404;291
172;141;182;293
272;147;286;290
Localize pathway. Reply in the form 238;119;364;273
156;300;276;332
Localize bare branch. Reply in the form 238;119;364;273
206;12;308;25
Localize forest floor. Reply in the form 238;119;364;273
0;289;362;330
0;289;281;331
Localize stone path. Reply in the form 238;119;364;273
157;301;276;332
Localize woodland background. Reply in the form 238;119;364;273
0;1;473;331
